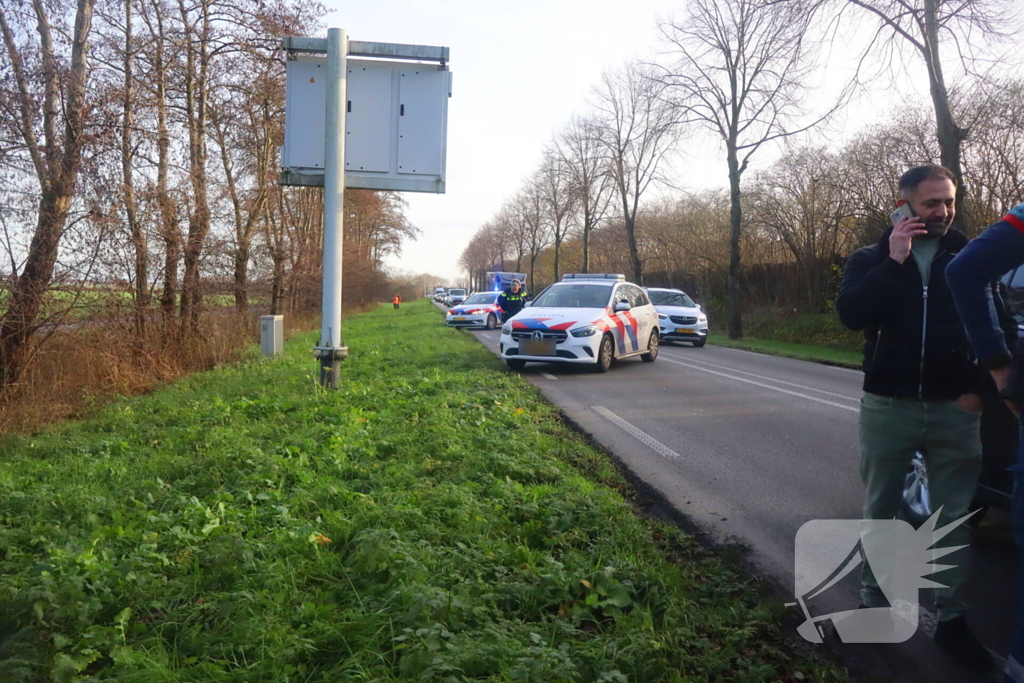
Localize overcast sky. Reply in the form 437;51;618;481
321;0;1012;284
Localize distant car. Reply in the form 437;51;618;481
499;274;660;372
446;292;501;329
646;287;708;347
444;288;467;307
434;287;447;302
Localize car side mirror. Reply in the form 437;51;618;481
614;300;630;312
523;300;533;308
696;303;701;310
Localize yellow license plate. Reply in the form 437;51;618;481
454;317;466;321
677;328;694;334
521;339;556;356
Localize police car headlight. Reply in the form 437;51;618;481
698;315;707;323
501;323;512;334
658;313;668;320
570;325;599;338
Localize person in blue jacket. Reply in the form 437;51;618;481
947;202;1024;683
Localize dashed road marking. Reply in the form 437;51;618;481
538;371;558;380
591;406;681;461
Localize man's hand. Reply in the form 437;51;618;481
954;392;984;414
990;366;1021;417
888;215;928;264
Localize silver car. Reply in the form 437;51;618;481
645;287;708;347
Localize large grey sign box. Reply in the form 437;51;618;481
281;55;451;193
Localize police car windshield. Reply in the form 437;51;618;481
649;290;695;308
532;284;612;308
463;292;496;304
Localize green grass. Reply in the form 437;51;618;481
708;333;863;368
0;299;846;682
705;311;863;368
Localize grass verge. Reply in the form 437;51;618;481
709;332;863;369
0;299;847;682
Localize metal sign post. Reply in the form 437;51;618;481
315;28;348;388
281;31;451;389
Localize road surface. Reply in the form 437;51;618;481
466;323;1013;682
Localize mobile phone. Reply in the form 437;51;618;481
890;203;916;226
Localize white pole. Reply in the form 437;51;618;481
318;27;348;387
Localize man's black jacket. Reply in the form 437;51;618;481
837;226;1017;400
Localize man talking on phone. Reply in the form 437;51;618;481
838;165;1007;671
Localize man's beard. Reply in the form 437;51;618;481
923;219;952;238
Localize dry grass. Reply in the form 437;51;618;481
0;303;376;438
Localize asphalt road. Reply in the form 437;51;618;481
466;323;1014;683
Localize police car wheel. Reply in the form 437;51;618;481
642;330;659;362
485;313;497;330
506;359;526;371
594;334;614;373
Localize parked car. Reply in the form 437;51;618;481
499;274;660;372
446;292;502;329
901;271;1022;526
645;287;708;347
444;288;468;307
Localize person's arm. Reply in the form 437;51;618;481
947;208;1024;371
836;248;901;331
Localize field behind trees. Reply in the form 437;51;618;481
0;0;426;432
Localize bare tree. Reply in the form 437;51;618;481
0;0;97;388
658;0;832;338
591;62;677;284
536;150;576;281
556;114;612;274
516;181;552;291
747;147;859;311
842;0;1016;230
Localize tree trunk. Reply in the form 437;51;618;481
0;0;95;388
582;214;591;273
234;245;249;312
922;0;967;231
727;144;743;340
149;1;178;318
121;0;147;336
178;0;211;331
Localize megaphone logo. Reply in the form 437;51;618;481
792;509;973;644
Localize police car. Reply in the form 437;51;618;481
445;292;502;329
646;287;708;347
499;274;660;372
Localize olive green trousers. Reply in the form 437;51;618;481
858;392;982;621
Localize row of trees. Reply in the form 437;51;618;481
460;0;1020;337
0;0;421;391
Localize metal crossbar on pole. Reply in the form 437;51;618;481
282;36;449;64
314;27;348;388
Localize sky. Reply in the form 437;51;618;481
323;0;686;283
320;0;1015;284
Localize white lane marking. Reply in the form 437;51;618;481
659;357;858;413
538;371;558;380
710;345;863;374
661;352;859;402
592;406;681;461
